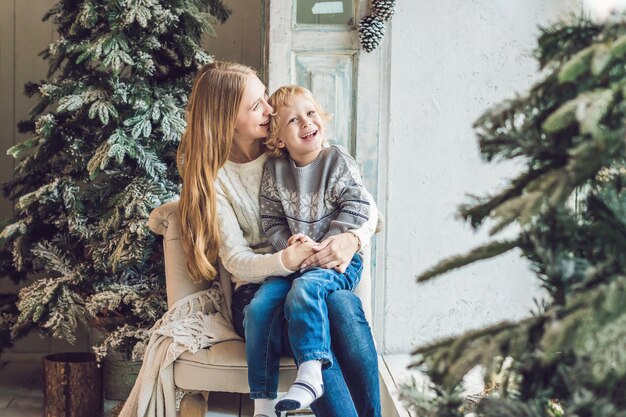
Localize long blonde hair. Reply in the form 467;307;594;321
177;61;256;282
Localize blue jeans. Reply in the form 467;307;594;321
311;291;382;417
285;254;363;367
241;254;362;398
231;287;382;417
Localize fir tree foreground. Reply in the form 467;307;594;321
404;15;626;417
0;0;230;360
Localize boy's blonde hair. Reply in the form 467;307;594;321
265;85;332;157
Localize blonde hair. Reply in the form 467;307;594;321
265;85;332;157
177;61;256;282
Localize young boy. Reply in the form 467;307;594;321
245;85;375;416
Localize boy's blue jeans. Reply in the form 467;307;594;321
240;253;362;399
231;287;382;417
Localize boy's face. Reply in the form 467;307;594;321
275;95;325;166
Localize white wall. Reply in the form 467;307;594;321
383;0;582;353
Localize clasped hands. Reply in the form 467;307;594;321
281;232;360;273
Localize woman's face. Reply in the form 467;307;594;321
234;74;273;142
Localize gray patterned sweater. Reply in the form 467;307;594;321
260;145;371;251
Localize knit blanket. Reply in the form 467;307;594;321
119;283;242;417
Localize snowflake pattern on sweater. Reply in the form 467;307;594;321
260;146;371;251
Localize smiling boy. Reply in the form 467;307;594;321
260;86;372;251
238;85;375;414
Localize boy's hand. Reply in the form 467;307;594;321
281;240;316;271
288;233;316;246
300;232;359;273
288;233;305;246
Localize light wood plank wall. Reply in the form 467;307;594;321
0;0;67;355
0;0;57;218
204;0;263;74
0;0;263;354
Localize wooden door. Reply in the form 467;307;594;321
266;0;383;194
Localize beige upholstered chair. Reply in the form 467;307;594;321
148;200;373;417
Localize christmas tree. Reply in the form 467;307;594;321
0;0;230;360
404;14;626;417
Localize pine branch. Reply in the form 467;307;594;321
416;239;520;282
536;14;600;68
476;398;547;417
460;166;551;228
207;0;232;24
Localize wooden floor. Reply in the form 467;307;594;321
0;356;313;417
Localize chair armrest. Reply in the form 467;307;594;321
355;248;372;323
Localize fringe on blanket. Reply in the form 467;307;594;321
118;282;242;417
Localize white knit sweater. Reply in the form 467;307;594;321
215;153;378;287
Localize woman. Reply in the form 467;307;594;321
177;61;381;417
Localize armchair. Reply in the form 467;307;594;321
147;200;373;417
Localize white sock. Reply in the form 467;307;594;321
254;398;278;417
275;360;324;411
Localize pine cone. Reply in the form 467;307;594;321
358;15;386;53
372;0;396;21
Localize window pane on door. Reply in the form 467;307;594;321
296;0;354;26
294;53;356;154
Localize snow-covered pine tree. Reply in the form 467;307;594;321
404;14;626;417
0;0;230;360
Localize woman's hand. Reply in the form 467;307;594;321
281;240;316;271
301;232;359;273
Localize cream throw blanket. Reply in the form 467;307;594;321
119;283;241;417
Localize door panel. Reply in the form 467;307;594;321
294;52;355;152
268;0;362;154
295;0;355;26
